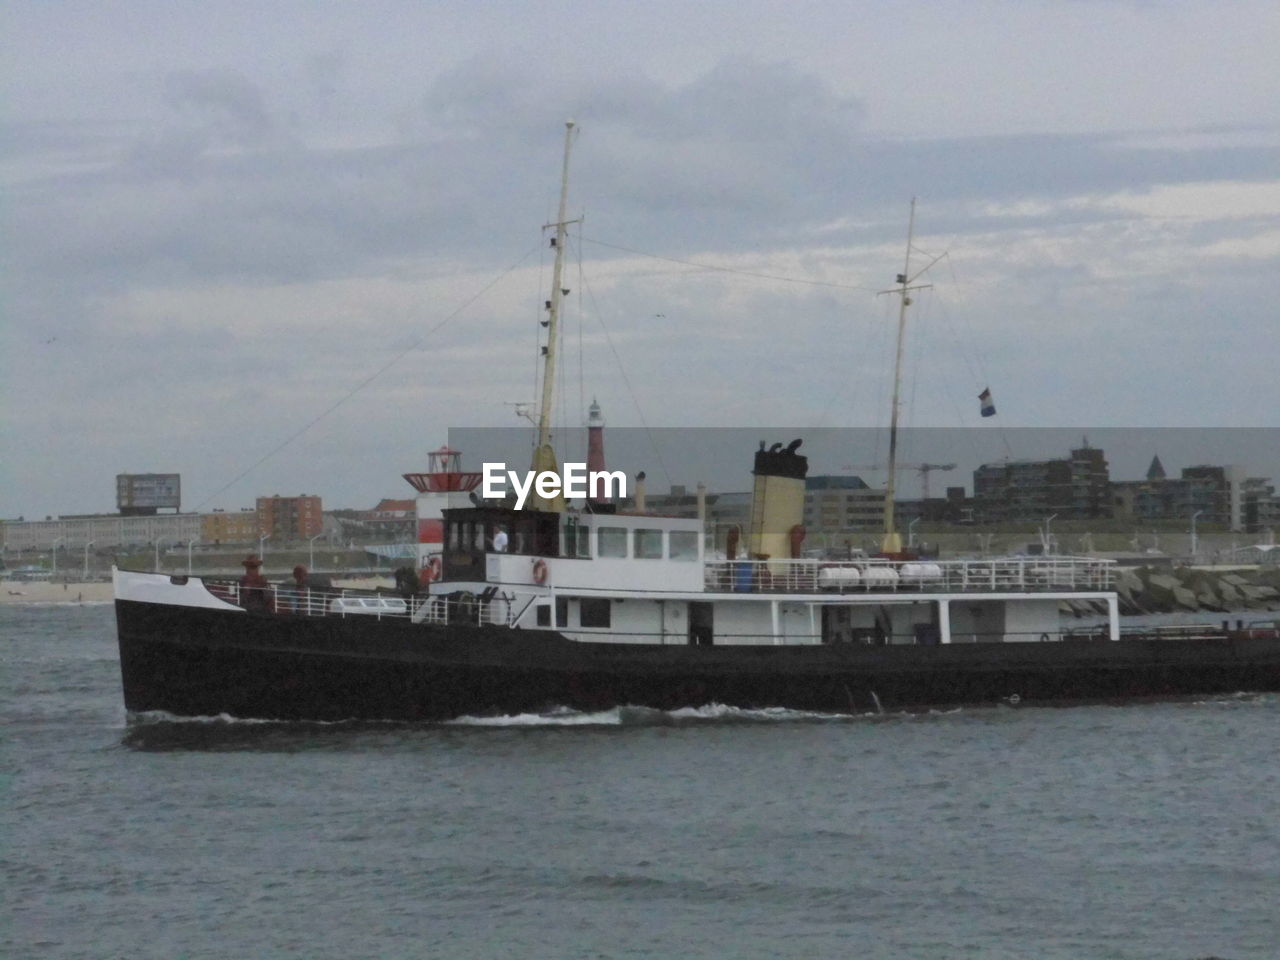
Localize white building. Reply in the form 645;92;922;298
3;514;203;553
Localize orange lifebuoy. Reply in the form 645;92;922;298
422;556;442;582
532;558;548;585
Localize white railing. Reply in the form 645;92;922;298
206;580;417;620
203;578;506;626
412;594;506;626
703;556;1115;594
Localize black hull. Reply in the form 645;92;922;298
115;599;1280;721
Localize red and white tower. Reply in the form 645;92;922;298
586;398;608;506
402;446;482;570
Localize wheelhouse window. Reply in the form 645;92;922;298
579;598;611;628
598;526;627;558
562;518;590;558
668;530;698;561
634;528;664;559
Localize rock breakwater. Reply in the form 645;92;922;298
1112;566;1280;615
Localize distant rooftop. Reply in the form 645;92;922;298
806;475;869;490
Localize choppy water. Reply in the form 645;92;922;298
3;604;1278;960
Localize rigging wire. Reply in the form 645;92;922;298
868;291;896;475
904;286;928;473
811;294;875;429
193;242;543;512
580;236;878;292
942;253;1015;460
576;220;586;459
529;232;550;462
577;263;674;490
930;290;972;428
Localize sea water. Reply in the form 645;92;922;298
3;604;1278;960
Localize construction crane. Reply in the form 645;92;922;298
844;462;958;500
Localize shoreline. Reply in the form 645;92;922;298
2;580;114;604
1;576;396;606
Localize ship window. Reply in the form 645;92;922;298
535;603;550;627
448;522;460;550
668;530;698;562
634;528;663;559
556;596;568;628
598;526;627;558
562;519;590;558
580;598;611;627
472;523;484;551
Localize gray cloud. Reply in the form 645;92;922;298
3;28;1279;517
9;55;1278;302
163;69;276;146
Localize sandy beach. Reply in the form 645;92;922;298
1;580;115;604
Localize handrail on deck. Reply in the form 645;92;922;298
201;576;504;626
703;556;1115;594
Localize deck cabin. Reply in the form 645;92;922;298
427;506;1121;646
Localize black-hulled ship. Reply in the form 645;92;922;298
113;122;1280;722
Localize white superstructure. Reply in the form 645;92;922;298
421;505;1120;646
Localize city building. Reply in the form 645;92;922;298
974;443;1111;522
201;509;260;546
365;498;417;539
802;475;885;534
1243;478;1280;532
1;513;203;553
896;487;975;526
1113;461;1251;530
256;495;323;542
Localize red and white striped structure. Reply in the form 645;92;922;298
403;446;483;568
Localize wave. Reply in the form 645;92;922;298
129;710;280;726
126;701;969;731
1188;691;1278;707
446;702;875;727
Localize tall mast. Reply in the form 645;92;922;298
877;198;931;554
530;120;577;512
536;119;576;451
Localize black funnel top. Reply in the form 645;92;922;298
753;439;808;480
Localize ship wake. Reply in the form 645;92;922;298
446;702;877;727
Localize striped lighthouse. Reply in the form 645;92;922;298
586;398;609;507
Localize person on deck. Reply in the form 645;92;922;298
394;566;421;600
239;555;269;611
297;564;334;609
492;527;508;553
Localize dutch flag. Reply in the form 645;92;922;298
978;387;996;418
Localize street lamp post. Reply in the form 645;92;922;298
259;533;271;561
51;536;64;577
154;538;167;573
1190;510;1204;559
907;517;921;550
308;533;324;571
186;538;199;575
83;540;95;580
1041;514;1058;554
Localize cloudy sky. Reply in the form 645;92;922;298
3;0;1278;517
